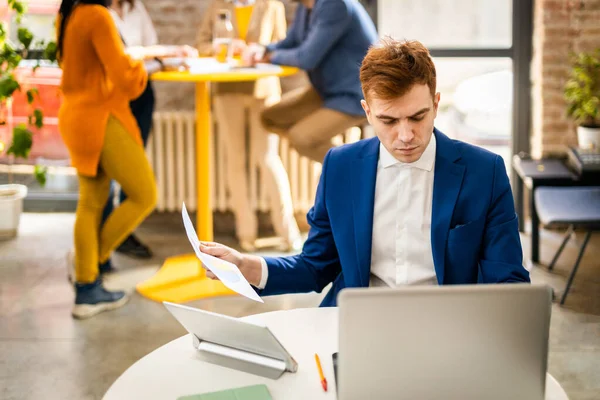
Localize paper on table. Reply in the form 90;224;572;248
181;203;263;303
180;57;233;74
177;57;283;74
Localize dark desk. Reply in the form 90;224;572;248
513;155;600;263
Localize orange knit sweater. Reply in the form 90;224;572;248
58;4;147;177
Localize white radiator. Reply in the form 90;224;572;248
147;111;364;215
146;112;197;212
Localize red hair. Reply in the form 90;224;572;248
360;38;437;100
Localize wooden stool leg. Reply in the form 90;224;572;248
560;231;592;305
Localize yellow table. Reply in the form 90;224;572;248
136;61;298;303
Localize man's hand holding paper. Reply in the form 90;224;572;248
182;203;264;303
198;242;264;289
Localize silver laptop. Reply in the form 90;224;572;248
337;284;552;400
163;301;297;379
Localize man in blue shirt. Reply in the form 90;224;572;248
260;0;378;162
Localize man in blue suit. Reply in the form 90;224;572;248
201;38;530;307
259;0;378;162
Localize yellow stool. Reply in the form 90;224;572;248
136;254;236;303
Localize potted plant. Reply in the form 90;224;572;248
0;0;56;238
564;49;600;149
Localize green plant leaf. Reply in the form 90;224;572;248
564;49;600;126
10;0;26;15
1;42;22;70
17;27;33;50
34;165;47;186
0;23;6;42
26;88;38;104
7;124;33;159
44;41;57;62
33;108;43;129
0;73;20;100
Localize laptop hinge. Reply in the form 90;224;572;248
192;335;287;379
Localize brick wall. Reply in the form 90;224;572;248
531;0;600;157
144;0;301;111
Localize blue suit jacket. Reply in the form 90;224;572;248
261;130;530;307
267;0;377;116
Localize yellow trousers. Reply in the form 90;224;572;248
74;116;157;283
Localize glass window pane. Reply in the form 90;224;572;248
9;13;57;48
433;58;513;163
378;0;512;49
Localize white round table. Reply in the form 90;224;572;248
103;308;569;400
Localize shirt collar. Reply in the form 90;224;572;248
233;0;255;5
379;132;437;171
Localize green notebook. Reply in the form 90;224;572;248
177;384;273;400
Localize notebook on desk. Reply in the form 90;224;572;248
177;384;273;400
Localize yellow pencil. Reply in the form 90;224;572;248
315;353;328;392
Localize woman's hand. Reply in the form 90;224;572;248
175;45;199;58
160;57;189;71
231;39;247;56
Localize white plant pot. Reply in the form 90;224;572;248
0;184;28;239
577;126;600;149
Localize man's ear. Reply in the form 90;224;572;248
361;99;372;125
433;92;441;118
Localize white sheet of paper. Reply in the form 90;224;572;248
176;57;283;75
181;203;263;303
233;63;283;73
185;57;232;74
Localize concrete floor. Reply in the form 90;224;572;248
0;212;598;400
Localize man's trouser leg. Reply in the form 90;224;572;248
261;85;366;163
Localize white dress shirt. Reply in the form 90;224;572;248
110;1;158;47
257;134;438;289
369;134;437;287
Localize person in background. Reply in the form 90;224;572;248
99;0;157;265
58;0;157;318
198;39;530;307
197;0;302;252
251;0;377;163
101;0;197;267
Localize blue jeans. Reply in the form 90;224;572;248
101;81;155;226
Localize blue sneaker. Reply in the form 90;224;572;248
67;253;116;285
72;278;129;319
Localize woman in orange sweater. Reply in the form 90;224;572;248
58;0;157;319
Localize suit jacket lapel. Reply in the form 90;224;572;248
431;130;465;284
351;138;380;287
245;0;267;44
